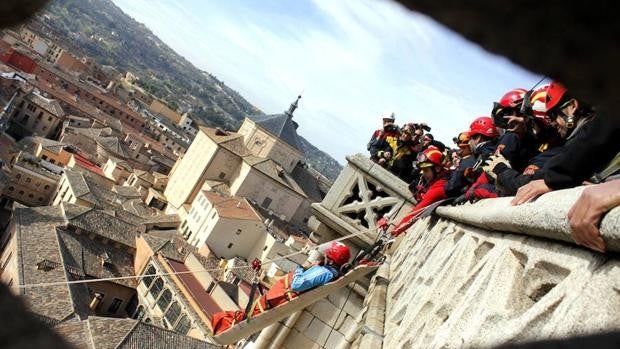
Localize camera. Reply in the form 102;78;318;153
412;123;431;132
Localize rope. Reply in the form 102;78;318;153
321;284;354;349
16;228;373;289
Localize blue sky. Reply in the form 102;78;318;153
112;0;539;164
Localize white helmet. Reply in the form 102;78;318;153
381;111;395;121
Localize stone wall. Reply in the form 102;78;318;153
366;187;620;348
249;283;365;349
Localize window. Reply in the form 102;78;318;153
262;197;272;208
142;265;156;288
44;185;50;190
37;112;43;119
263;245;268;251
206;282;216;294
28;194;34;199
107;298;123;313
164;302;181;326
218;172;226;179
18;190;24;195
1;252;12;273
42;155;48;160
174;315;191;335
132;305;145;320
156;289;172;310
227;243;233;249
149;277;164;298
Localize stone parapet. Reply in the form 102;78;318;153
436;186;620;252
383;210;620;348
309;154;415;247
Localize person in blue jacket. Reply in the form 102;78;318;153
290;241;351;293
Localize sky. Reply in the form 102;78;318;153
111;0;539;165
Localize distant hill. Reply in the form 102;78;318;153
35;0;342;180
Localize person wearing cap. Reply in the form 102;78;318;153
367;112;400;164
444;132;476;198
390;146;449;236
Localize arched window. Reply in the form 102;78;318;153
175;315;191;335
149;277;164;298
164;301;181;326
132;305;145;320
142;265;157;288
156;289;172;311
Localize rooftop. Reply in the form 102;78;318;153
64;203;145;248
198;127;252;157
246;157;307;198
27;89;65;117
54;316;216;349
201;190;261;221
13;205;92;323
247;98;303;152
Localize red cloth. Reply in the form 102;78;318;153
212;273;298;335
465;173;499;201
392;177;448;236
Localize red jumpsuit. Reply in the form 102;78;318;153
391;176;448;236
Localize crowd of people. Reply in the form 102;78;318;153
368;81;620;253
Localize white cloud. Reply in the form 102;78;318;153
112;0;538;165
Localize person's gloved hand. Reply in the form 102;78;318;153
482;153;511;180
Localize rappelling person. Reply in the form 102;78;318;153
211;241;351;335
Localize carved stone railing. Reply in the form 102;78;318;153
374;186;620;349
309;154;416;247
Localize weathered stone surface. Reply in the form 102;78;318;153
324;329;346;349
311;154;415;247
282;329;319;349
304;318;332;345
309;299;340;327
293;310;314;333
436;187;620;252
383;214;620;348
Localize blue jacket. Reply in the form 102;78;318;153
290;264;339;293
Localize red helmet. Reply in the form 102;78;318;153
417;146;444;168
469;116;499;138
498;88;527;108
325;241;351;266
545;81;568;111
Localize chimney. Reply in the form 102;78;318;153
89;292;103;310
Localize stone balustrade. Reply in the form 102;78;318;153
370;186;620;348
308;154;416;247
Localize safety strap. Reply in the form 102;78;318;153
590;151;620;183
